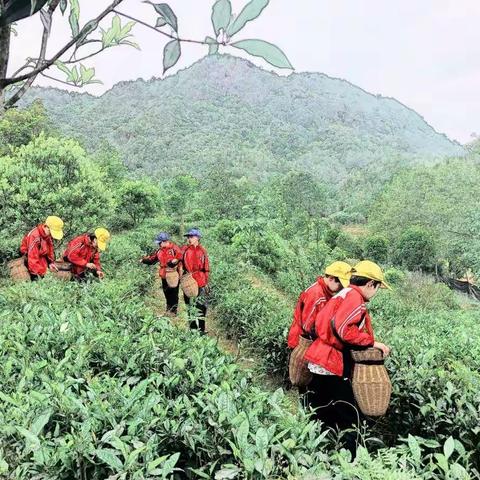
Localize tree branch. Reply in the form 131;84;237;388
1;0;125;89
68;39;103;62
0;24;11;105
65;48;107;64
4;1;58;108
112;9;219;46
40;71;82;88
10;60;35;78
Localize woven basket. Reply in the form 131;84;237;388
288;336;313;387
165;268;179;288
351;348;391;417
52;260;72;281
8;257;30;282
180;273;199;298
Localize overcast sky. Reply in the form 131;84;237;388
8;0;480;144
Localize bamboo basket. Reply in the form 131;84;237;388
52;260;72;281
165;268;179;288
351;348;391;416
8;257;30;282
288;335;313;387
180;273;198;298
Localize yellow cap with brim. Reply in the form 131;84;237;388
95;228;111;251
351;260;391;290
325;261;352;288
45;216;64;240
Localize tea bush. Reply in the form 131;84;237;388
3;229;474;478
208;233;480;478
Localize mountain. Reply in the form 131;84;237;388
21;54;464;184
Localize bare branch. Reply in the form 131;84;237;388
10;60;35;78
1;0;125;89
40;71;82;88
4;1;56;107
66;48;106;64
68;39;103;62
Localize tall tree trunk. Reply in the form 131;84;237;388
0;23;11;111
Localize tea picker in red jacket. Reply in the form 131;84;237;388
63;228;110;281
182;228;210;333
20;216;64;280
287;261;353;350
141;232;183;315
303;260;391;457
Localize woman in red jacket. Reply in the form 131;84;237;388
141;232;183;315
287;261;352;350
182;228;209;332
63;228;110;281
303;260;391;457
20;216;64;280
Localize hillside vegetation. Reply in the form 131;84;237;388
21;55;464;214
1;66;479;479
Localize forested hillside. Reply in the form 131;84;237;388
22;55;463;183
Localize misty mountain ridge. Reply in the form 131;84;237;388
22;54;464;184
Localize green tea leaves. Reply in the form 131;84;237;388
231;39;293;69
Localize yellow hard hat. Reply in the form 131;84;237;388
45;216;64;240
325;261;352;288
352;260;391;290
95;228;111;251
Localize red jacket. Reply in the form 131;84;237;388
304;285;375;377
182;244;209;288
20;225;55;276
142;242;182;279
63;234;102;276
287;277;333;349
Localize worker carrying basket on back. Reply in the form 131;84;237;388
287;261;352;390
303;260;392;458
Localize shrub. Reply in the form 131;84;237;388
364;234;389;264
393;227;436;272
0;134;114;237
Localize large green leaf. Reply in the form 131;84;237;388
59;0;67;15
211;0;231;36
76;18;99;48
95;448;123;470
443;436;455;460
68;0;80;37
163;39;181;73
144;1;177;32
30;410;52;436
227;0;269;37
205;36;219;55
231;39;292;69
0;0;49;27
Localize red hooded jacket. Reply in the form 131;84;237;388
303;285;375;377
142;242;182;279
182;244;209;288
63;233;102;276
20;225;55;276
287;277;333;349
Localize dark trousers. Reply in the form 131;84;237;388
184;287;207;332
162;278;179;314
304;374;362;457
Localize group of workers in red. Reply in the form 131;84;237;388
19;218;209;332
20;216;110;281
20;215;388;456
140;228;210;332
287;259;391;456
